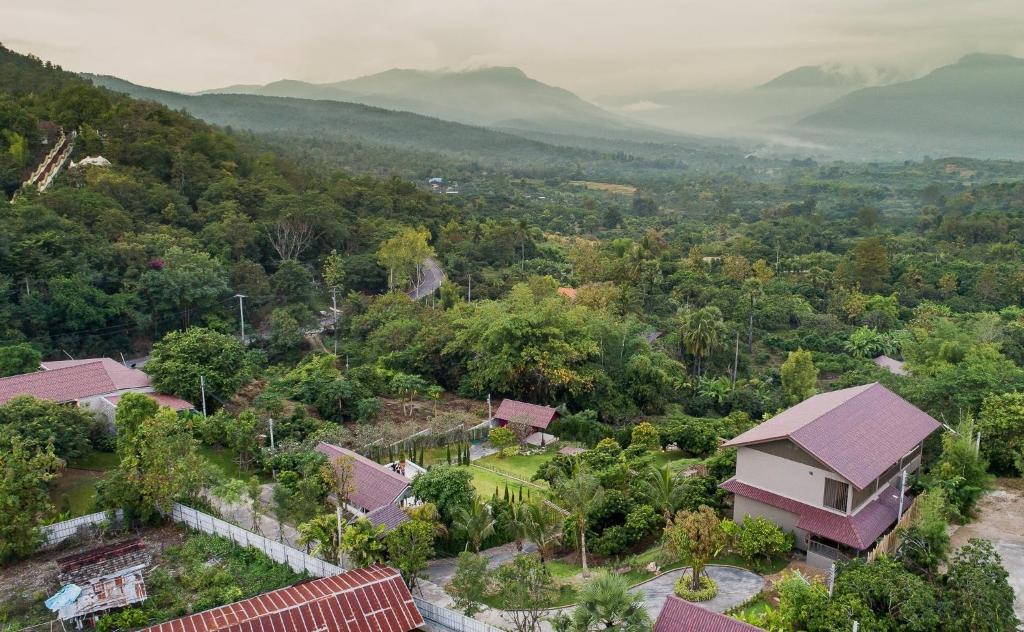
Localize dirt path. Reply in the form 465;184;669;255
948;479;1024;623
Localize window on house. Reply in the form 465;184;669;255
823;478;850;512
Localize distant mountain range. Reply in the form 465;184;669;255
199;67;679;143
790;54;1024;159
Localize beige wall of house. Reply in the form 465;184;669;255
735;445;849;509
733;495;807;550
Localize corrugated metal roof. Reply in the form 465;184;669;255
723;383;939;489
653;596;760;632
493;399;558;429
315;443;410;513
141;566;423;632
721;478;908;550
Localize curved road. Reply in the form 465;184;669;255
408;257;445;300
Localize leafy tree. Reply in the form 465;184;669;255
408;465;474;525
340;518;388;567
146;327;250;405
492;554;556;632
0;395;92;459
386;518;435;588
267;308;305;360
99;392;210;520
850;236;890;293
724;515;793;568
556;468;604;576
895;489;949;580
377;226;435;290
137;247;229;328
556;572;651;632
630;422;659;452
489;426;518;455
664;506;727;592
298;513;341;563
450;551;489;616
0;343;40;377
500;500;531;552
928;417;991;520
0;436;62;562
977;392;1024;475
940;539;1019;632
780;348;817;404
831;557;940;632
452;496;496;553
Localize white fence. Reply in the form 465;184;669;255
40;510;123;548
168;503;343;577
413;597;505;632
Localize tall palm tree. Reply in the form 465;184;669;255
524;500;563;562
556;468;604;577
562;572;651;632
681;306;725;376
504;501;531;552
641;464;681;525
452;497;496;553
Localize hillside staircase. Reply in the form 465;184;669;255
15;128;77;199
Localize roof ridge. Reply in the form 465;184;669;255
796;381;881;436
317;442;411;486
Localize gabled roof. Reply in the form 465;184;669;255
315;443;411;513
0;362;116;405
722;383;939;489
721;478;908;550
41;358;150;389
493;399;559;429
653;596;760;632
365;503;410;530
873;355;907;376
141;566;423;632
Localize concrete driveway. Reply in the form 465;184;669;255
426;540;538;587
636;564;765;617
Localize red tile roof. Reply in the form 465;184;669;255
315;443;411;513
722;383;939;489
721;478;908;550
41;358;151;389
493;399;559;429
0;362;116;405
654;596;760;632
104;392;195;411
141;566;423;632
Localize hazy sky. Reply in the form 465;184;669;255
4;0;1023;97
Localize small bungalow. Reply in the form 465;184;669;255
140;566;424;632
719;382;939;568
0;358;194;422
314;442;425;530
491;399;559;436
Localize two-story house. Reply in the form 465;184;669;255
719;382;940;568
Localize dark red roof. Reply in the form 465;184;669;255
654;596;760;632
723;383;939;489
57;539;146;574
105;392;195;411
141;565;423;632
0;358;154;405
721;478;907;550
315;443;410;513
365;504;410;530
493;399;559;429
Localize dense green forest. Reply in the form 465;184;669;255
1;43;1022;631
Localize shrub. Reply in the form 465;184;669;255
674;574;718;602
729;515;793;568
500;446;520;458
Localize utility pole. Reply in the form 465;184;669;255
467;273;472;303
269;417;276;480
336;505;344;566
119;352;128;368
487;394;492;419
233;294;247;344
828;562;836;596
200;375;207;418
897;469;907;517
975;431;981;454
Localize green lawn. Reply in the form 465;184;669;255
467;464;547;500
49;468;103;517
69;450;120;470
475;447;556;481
197;445;272;482
651;449;700;471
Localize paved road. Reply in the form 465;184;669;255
426;540;539;587
635;565;765;617
409;257;445;300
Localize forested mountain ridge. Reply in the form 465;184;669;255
0;44;456;357
198;66;678;142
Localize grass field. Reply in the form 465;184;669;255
475;448;556;481
569;180;638;195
